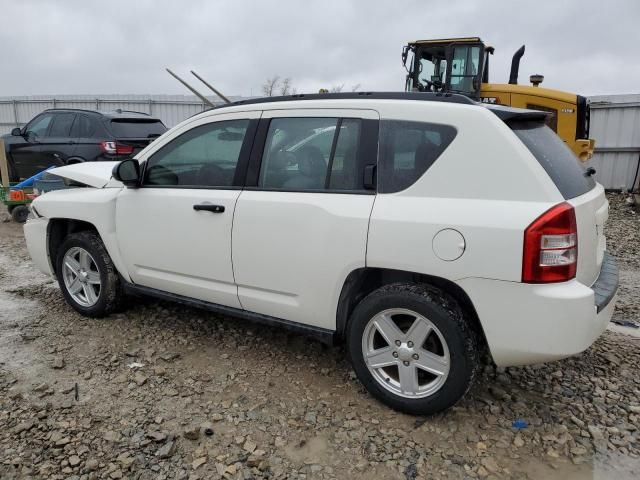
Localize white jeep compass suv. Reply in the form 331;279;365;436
23;92;618;415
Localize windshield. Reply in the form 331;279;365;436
414;47;447;92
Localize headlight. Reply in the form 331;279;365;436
28;204;42;219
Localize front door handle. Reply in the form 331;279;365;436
193;203;225;213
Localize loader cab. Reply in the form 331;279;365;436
403;37;491;99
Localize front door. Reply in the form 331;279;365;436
9;112;54;179
115;111;260;308
232;109;379;329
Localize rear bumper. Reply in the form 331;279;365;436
24;216;53;276
457;252;618;367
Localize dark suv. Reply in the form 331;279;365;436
2;108;167;181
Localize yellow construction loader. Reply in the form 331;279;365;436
402;37;594;160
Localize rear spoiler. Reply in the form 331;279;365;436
483;104;551;124
117;136;161;143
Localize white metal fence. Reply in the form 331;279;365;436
586;94;640;191
1;93;638;190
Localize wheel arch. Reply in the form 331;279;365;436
65;157;86;165
48;218;99;275
335;267;490;359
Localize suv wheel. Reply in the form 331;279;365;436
55;231;123;317
347;283;479;415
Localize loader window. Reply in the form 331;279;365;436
450;45;481;95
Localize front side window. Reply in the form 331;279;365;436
259;117;363;191
25;114;54;138
379;120;457;193
143;119;249;187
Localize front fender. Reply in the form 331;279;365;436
32;187;131;282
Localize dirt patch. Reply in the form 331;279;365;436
0;196;638;479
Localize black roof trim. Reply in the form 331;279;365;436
202;91;549;125
205;91;477;112
41;108;159;120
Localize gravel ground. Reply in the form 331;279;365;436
0;193;639;480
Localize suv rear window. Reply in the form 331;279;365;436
378;120;457;193
512;122;595;199
109;119;166;139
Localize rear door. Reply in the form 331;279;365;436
116;111;259;308
512;122;604;285
232;109;379;329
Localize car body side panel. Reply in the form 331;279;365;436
457;276;614;366
367;102;563;284
28;188;131;281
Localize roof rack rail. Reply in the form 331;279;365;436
112;109;150;116
206;91;476;112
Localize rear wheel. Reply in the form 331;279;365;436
55;231;123;317
347;283;479;415
11;205;29;223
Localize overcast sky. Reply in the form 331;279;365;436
1;0;637;98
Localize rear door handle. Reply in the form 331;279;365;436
193;203;225;213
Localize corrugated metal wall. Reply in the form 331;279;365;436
2;93;639;190
587;94;640;191
0;94;229;136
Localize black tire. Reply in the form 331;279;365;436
55;231;123;317
346;283;479;415
11;204;29;223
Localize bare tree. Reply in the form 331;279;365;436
279;77;293;96
329;84;345;93
261;76;280;97
262;76;297;96
350;83;361;92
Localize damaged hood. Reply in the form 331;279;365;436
49;162;123;188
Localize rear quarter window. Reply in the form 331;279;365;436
512;122;595;199
109;119;167;139
378;120;457;193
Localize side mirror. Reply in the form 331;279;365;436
11;127;22;136
112;159;140;188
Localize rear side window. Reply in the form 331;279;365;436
47;113;76;137
109;119;166;139
512;122;595;199
378;120;457;193
70;114;96;138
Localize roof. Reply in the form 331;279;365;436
208;92;476;111
201;91;549;124
408;37;484;46
41;108;160;120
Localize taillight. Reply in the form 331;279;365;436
522;202;577;283
100;141;134;155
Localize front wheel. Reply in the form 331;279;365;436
55;231;123;317
347;283;479;415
